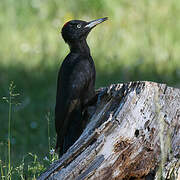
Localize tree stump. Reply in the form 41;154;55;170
38;81;180;180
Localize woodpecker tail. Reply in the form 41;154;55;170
57;104;83;157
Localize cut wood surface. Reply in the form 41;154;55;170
38;81;180;180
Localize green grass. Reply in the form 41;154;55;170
1;82;58;179
0;0;180;179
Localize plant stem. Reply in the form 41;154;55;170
47;112;51;160
0;160;4;179
8;83;12;180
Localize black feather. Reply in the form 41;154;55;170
55;18;107;157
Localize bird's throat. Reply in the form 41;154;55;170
69;39;90;55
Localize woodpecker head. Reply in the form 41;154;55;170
61;17;108;44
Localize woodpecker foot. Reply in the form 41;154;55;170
97;88;107;105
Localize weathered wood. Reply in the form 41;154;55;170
38;81;180;180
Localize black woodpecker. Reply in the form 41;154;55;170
55;17;108;157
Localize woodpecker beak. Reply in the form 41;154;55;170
85;17;108;29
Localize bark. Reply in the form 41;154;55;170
38;81;180;180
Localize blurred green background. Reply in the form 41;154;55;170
0;0;180;173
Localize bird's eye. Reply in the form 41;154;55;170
77;24;81;28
